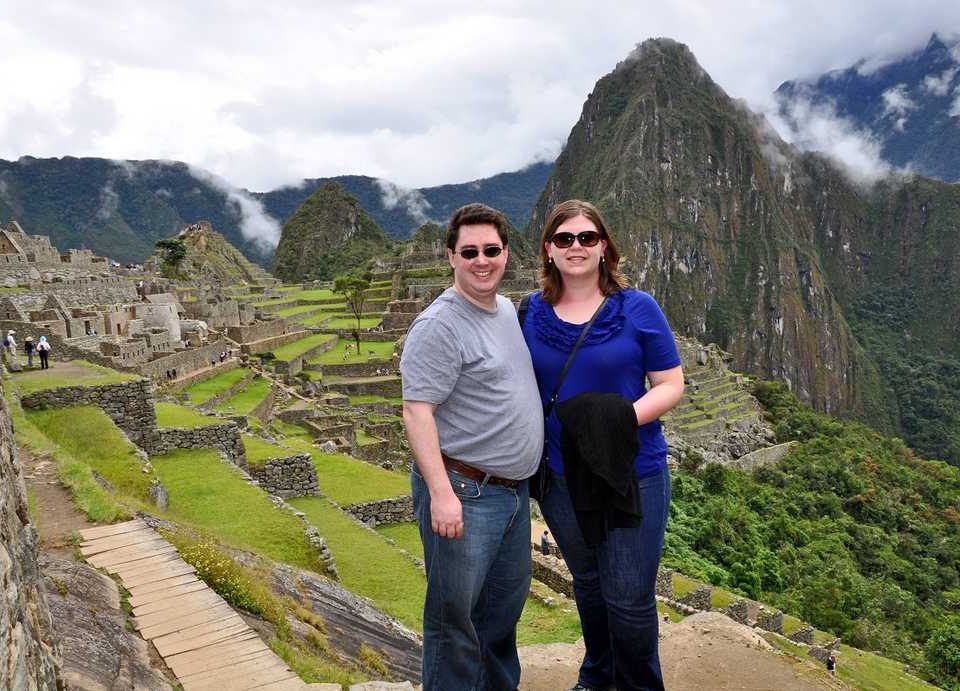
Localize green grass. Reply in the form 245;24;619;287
348;395;403;406
672;572;701;598
152;448;321;571
375;522;422;559
276;304;324;317
270;419;313;439
710;587;737;610
272;334;338;362
9;360;140;394
215;378;272;415
517;598;583;645
155;402;223;429
835;644;936;690
782;613;805;636
25;406;153;502
317;317;382;331
243;435;291;467
307;339;397;365
183;367;249;405
287;496;426;630
280;437;409;505
355;429;381;447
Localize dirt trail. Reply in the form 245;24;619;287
519;612;847;691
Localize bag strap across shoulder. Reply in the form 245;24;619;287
544;296;609;418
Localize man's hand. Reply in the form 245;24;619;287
430;487;464;539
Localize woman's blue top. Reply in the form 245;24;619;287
521;289;681;478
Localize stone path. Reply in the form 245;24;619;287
79;518;307;690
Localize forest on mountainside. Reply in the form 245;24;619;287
665;381;960;687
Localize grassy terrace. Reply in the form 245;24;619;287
9;360;140;394
152;448;321;571
271;333;338;362
155;402;223;429
279;436;409;505
310;316;382;330
275;304;330;318
376;522;421;559
307;339;396;365
349;394;403;406
242;434;291;467
182;367;249;405
25;405;153;506
214;377;272;415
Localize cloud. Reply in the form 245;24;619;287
923;67;958;95
771;92;891;185
186;165;281;250
880;84;916;131
96;183;119;221
374;179;435;227
951;90;960;118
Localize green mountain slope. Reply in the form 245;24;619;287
271;183;394;281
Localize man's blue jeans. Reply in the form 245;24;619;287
540;466;671;691
412;467;531;691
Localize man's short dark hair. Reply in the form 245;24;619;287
446;203;510;250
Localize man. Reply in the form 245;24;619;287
540;530;552;556
401;203;543;691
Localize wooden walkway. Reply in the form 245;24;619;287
79;518;307;690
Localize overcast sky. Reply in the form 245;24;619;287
1;1;959;192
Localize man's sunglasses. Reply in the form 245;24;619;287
549;231;602;248
453;246;504;260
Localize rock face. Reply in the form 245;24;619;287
0;379;60;690
272;182;394;281
40;553;171;690
145;221;275;286
529;38;960;425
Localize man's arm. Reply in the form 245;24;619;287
402;400;464;539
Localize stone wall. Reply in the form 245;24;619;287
531;552;573;597
680;585;713;611
730;441;796;471
273;336;337;376
656;568;674;598
151;425;246;467
20;379;157;449
246;454;318;498
319;360;395;378
725;598;750;625
136;340;229;380
250;383;279;423
0;320;133;371
169;359;240;392
756;608;784;635
0;379;61;689
226;318;289;345
240;329;310;355
344;495;413;526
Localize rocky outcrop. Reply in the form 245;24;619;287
40;553;170;690
0;379;60;689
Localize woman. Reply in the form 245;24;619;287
521;200;684;691
36;335;51;370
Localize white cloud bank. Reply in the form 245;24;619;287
186;165;281;250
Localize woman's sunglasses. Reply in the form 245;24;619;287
453;246;504;260
549;231;602;248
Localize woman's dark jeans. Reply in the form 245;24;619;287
540;466;671;691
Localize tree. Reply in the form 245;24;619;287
334;273;371;354
155;238;187;278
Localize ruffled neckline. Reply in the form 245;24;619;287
532;290;626;350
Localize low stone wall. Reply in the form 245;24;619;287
789;625;815;645
320;360;395;378
240;329;310;355
327;329;406;343
250;383;279;423
137;339;229;381
0;319;132;371
247;454;318;498
168;359;239;392
656;568;674;598
151;424;246;467
226;318;289;345
726;598;750;625
680;585;713;611
273;336;337;376
756;608;784;635
198;371;253;411
0;380;61;689
20;379;157;449
730;441;796;471
325;376;401;398
532;552;573;597
344;495;413;526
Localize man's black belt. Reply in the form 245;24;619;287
441;454;520;489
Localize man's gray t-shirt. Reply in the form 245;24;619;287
401;288;543;480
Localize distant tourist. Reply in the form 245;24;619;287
3;330;19;368
35;336;51;370
400;203;543;691
540;530;552;556
23;336;35;368
522;199;684;691
827;654;837;676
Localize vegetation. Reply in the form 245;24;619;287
155;238;187;278
214;377;273;415
152;448;321;571
242;435;289;467
182;366;249;405
25;405;154;501
665;380;960;687
155;402;222;429
271;334;338;362
334;273;371;353
308;339;395;365
8;361;140;394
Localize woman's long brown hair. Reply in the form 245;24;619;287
538;199;629;304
